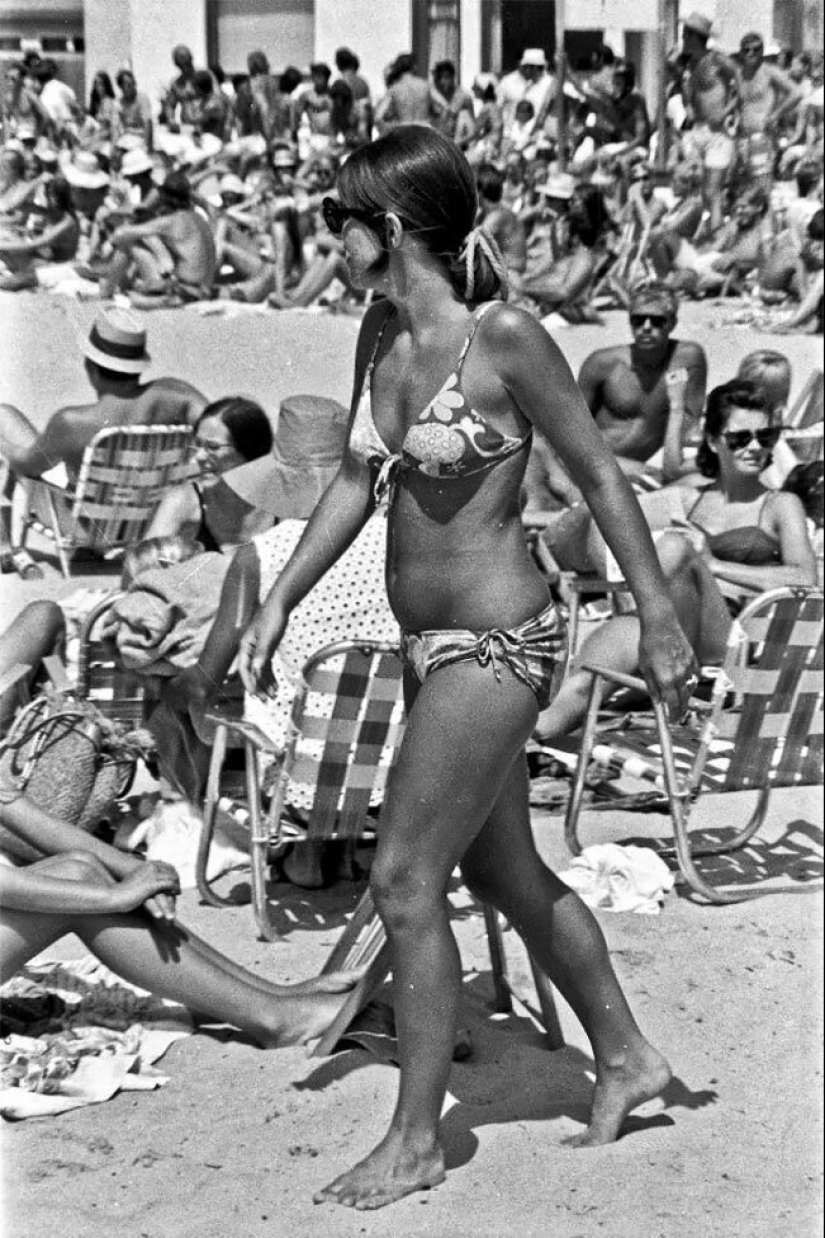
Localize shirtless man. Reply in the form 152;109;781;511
0;309;206;577
103;172;217;303
736;33;801;143
675;12;739;230
524;285;706;573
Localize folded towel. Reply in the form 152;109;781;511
112;553;229;675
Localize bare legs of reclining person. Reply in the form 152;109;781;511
0;794;363;1048
534;533;733;742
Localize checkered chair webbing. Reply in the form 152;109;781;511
198;641;406;941
22;424;196;577
563;587;824;903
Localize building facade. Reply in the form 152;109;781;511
1;0;820;116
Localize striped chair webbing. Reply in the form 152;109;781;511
285;648;405;841
591;725;733;798
35;426;196;550
713;591;824;791
80;640;146;728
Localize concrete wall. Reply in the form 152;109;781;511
314;0;413;101
84;0;207;111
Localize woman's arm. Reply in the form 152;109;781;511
0;798;179;920
0;863;178;915
0;215;73;256
493;307;697;715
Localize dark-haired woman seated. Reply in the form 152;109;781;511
535;379;817;741
146;397;273;552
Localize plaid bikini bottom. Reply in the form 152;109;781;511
400;601;567;710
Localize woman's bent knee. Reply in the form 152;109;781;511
656;531;696;576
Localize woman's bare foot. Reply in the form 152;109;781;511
287;969;365;997
260;976;364;1048
566;1040;672;1148
313;1130;446;1210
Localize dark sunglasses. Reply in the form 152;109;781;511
322;196;385;236
630;312;668;329
720;427;782;452
741;43;763;54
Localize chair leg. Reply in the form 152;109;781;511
482;903;513;1014
564;672;604;855
483;904;564;1048
653;701;762;904
527;955;565;1050
687;786;771;856
247;740;280;941
195;723;238;909
44;488;72;579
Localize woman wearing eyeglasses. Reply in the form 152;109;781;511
239;125;697;1210
535;378;817;743
146;397;273;552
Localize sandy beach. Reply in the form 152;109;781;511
0;291;822;1238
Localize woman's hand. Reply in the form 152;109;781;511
111;862;181;917
238;600;287;697
638;612;700;723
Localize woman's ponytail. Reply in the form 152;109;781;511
447;227;509;303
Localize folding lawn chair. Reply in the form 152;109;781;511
20;423;196;578
563;587;823;903
197;638;564;1052
76;591;148;731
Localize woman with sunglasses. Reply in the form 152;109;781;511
146;397;273;552
535;378;816;743
240;124;697;1211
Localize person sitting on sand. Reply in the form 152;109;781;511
145;397;273;552
517;181;616;323
0;146;35;217
773;208;824;335
533;378;817;744
0;791;362;1050
0;309;207;578
0;174;79;290
102;171;217;304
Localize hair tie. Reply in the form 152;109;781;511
458;226;509;301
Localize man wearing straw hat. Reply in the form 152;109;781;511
0;309;206;577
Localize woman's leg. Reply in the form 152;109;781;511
535;533;733;742
460;755;671;1145
0;600;65;733
315;661;540;1210
1;854;359;1046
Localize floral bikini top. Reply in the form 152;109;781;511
349;301;531;502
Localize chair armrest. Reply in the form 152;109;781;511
202;709;285;757
580;662;649;693
580;662;714;712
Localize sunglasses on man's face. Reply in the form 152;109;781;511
322;196;385;236
720;427;782;452
741;43;763;55
630;312;668;329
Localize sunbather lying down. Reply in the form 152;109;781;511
0;793;363;1049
